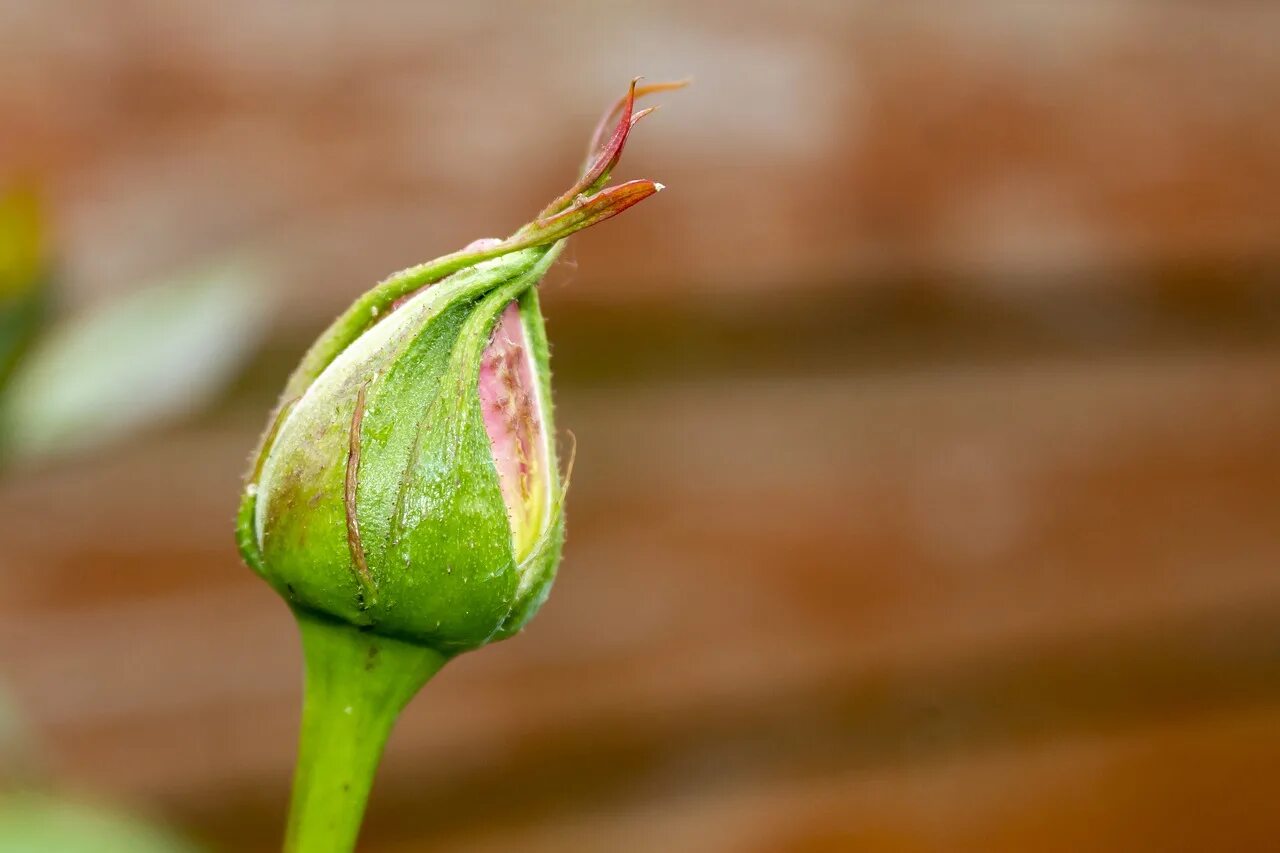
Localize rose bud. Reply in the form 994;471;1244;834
235;80;684;852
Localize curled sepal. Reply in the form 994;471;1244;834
584;78;691;166
521;180;664;248
538;77;690;219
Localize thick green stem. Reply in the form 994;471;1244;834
285;610;448;853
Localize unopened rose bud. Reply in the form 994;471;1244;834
235;80;684;853
243;243;565;651
239;80;682;651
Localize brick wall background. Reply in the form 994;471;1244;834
2;2;1279;850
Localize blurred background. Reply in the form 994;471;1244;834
2;1;1280;850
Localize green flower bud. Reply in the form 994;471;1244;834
237;78;685;654
245;244;565;651
238;81;683;852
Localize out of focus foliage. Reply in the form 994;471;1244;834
0;186;267;466
0;794;198;853
0;189;50;396
0;259;264;463
0;184;262;851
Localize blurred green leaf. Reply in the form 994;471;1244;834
0;188;51;395
0;793;200;853
0;283;49;393
0;258;267;464
0;188;42;299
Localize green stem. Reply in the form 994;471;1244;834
285;610;448;853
